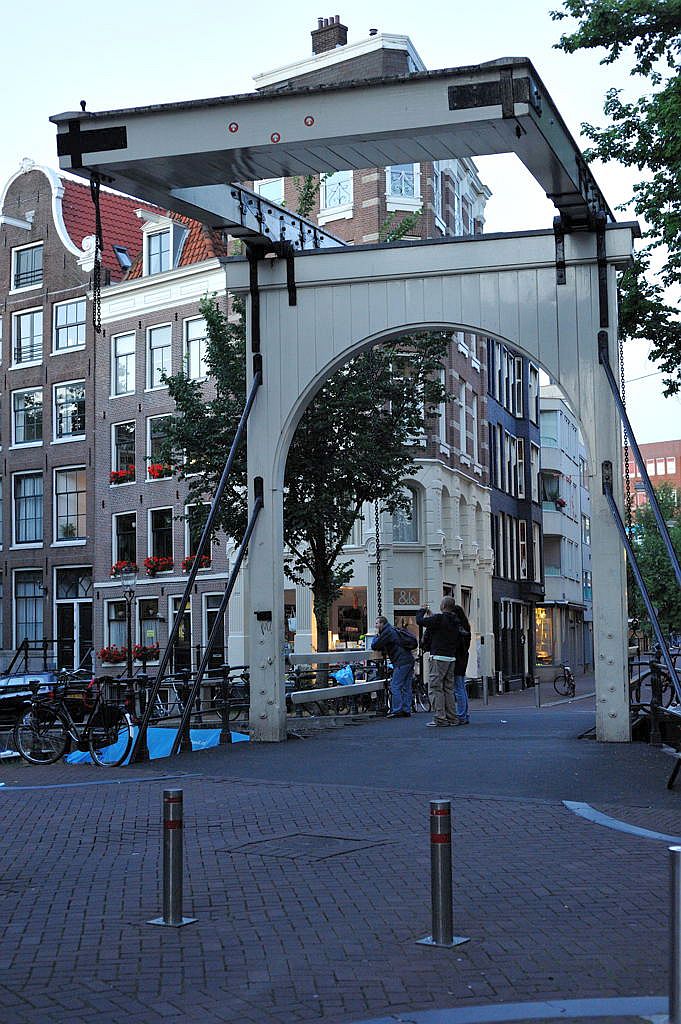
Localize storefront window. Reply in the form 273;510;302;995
535;607;554;665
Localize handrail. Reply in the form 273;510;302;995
128;368;262;763
169;489;264;756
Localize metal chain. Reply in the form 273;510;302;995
619;331;633;533
89;173;103;335
374;497;382;617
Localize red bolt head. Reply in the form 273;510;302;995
304;115;315;127
270;131;281;143
228;122;239;133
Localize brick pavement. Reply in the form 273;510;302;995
0;705;677;1024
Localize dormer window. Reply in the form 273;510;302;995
147;230;170;275
112;245;132;271
137;211;188;277
12;243;43;291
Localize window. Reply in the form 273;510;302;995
15;571;44;643
14;473;43;544
387;163;416;197
254;178;284;204
646;460;655;476
528;364;539;424
519;520;528;579
668;458;677;474
657;458;666;475
112;333;135;395
150;508;173;560
203;594;225;669
54;468;86;541
321;171;352;210
106;601;127;648
530;444;540;502
185;318;207;380
514;357;523;416
139;598;160;651
114;512;136;564
540;410;559;447
146;230;170;275
541;471;561;506
13;308;42;365
393;487;418;543
433;165;443;222
12;389;42;444
532;522;542;582
113;422;135;480
54;299;86;351
54;383;85;439
147;325;171;389
459;382;467;455
0;479;3;547
471;394;479;463
12;243;43;290
582;514;591;546
147;415;172;477
517;439;525;498
186;504;210;565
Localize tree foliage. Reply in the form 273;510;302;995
163;295;450;649
552;0;681;393
627;483;681;633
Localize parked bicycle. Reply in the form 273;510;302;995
411;672;431;713
553;664;576;698
13;672;133;767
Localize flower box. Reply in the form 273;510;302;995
133;642;160;662
144;555;174;577
98;645;128;664
181;554;211;573
555;498;567;509
147;463;172;480
110;465;135;485
110;561;139;578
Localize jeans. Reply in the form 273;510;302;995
454;674;469;723
428;658;457;724
390;661;414;714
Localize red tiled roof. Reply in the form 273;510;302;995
60;178;226;283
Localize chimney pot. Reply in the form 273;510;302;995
334;14;339;22
369;27;377;35
323;17;329;26
318;17;323;27
311;14;349;53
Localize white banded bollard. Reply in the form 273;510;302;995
148;789;196;927
417;799;469;948
670;846;681;1024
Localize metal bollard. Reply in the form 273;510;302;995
148;790;196;927
417;800;469;948
482;676;489;706
670;846;681;1024
534;682;541;709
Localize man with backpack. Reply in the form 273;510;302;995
416;597;472;727
371;616;417;718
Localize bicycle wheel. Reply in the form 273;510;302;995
553;672;571;697
416;687;431;713
88;708;133;767
13;707;70;765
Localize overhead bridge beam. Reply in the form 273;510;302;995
51;57;613;234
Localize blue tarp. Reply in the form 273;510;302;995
65;726;249;765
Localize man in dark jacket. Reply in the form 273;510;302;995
371;616;414;717
416;597;469;727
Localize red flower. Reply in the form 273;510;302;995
109;465;135;485
98;645;128;664
133;642;160;661
144;555;174;576
148;463;171;480
110;560;139;577
181;554;211;573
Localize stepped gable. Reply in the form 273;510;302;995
60;177;159;282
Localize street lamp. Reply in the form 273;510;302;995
120;569;137;680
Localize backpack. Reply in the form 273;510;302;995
395;626;418;651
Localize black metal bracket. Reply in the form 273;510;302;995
272;240;297;306
595;210;609;330
553;215;566;285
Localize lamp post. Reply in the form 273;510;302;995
121;569;137;681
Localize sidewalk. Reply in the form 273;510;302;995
0;698;675;1024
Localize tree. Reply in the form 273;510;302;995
163;295;450;650
627;483;681;635
552;0;681;393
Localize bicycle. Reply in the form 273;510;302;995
553;664;576;698
13;673;134;767
411;673;431;713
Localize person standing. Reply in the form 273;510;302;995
451;603;471;725
416;597;469;727
371;615;415;717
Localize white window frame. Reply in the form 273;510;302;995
530;443;540;502
519;520;528;579
11;242;43;293
53;380;85;443
253;178;284;205
514;356;524;416
146;324;172;390
12;471;43;548
385;163;421;211
145;228;171;276
111;332;136;396
458;382;468;459
11;387;43;447
53;298;86;354
146;415;173;479
471;394;479;465
528;364;539;424
53;466;87;545
319;171;353;224
517;438;526;498
13;569;44;647
111;420;136;480
184;317;208;381
112;510;137;565
11;306;43;368
148;506;174;563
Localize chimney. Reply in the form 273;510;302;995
311;14;348;54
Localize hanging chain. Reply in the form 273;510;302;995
374;497;382;617
89;173;103;335
619;330;633;534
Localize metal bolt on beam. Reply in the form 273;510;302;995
417;799;470;948
148;790;196;927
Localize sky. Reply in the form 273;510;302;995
3;0;679;443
